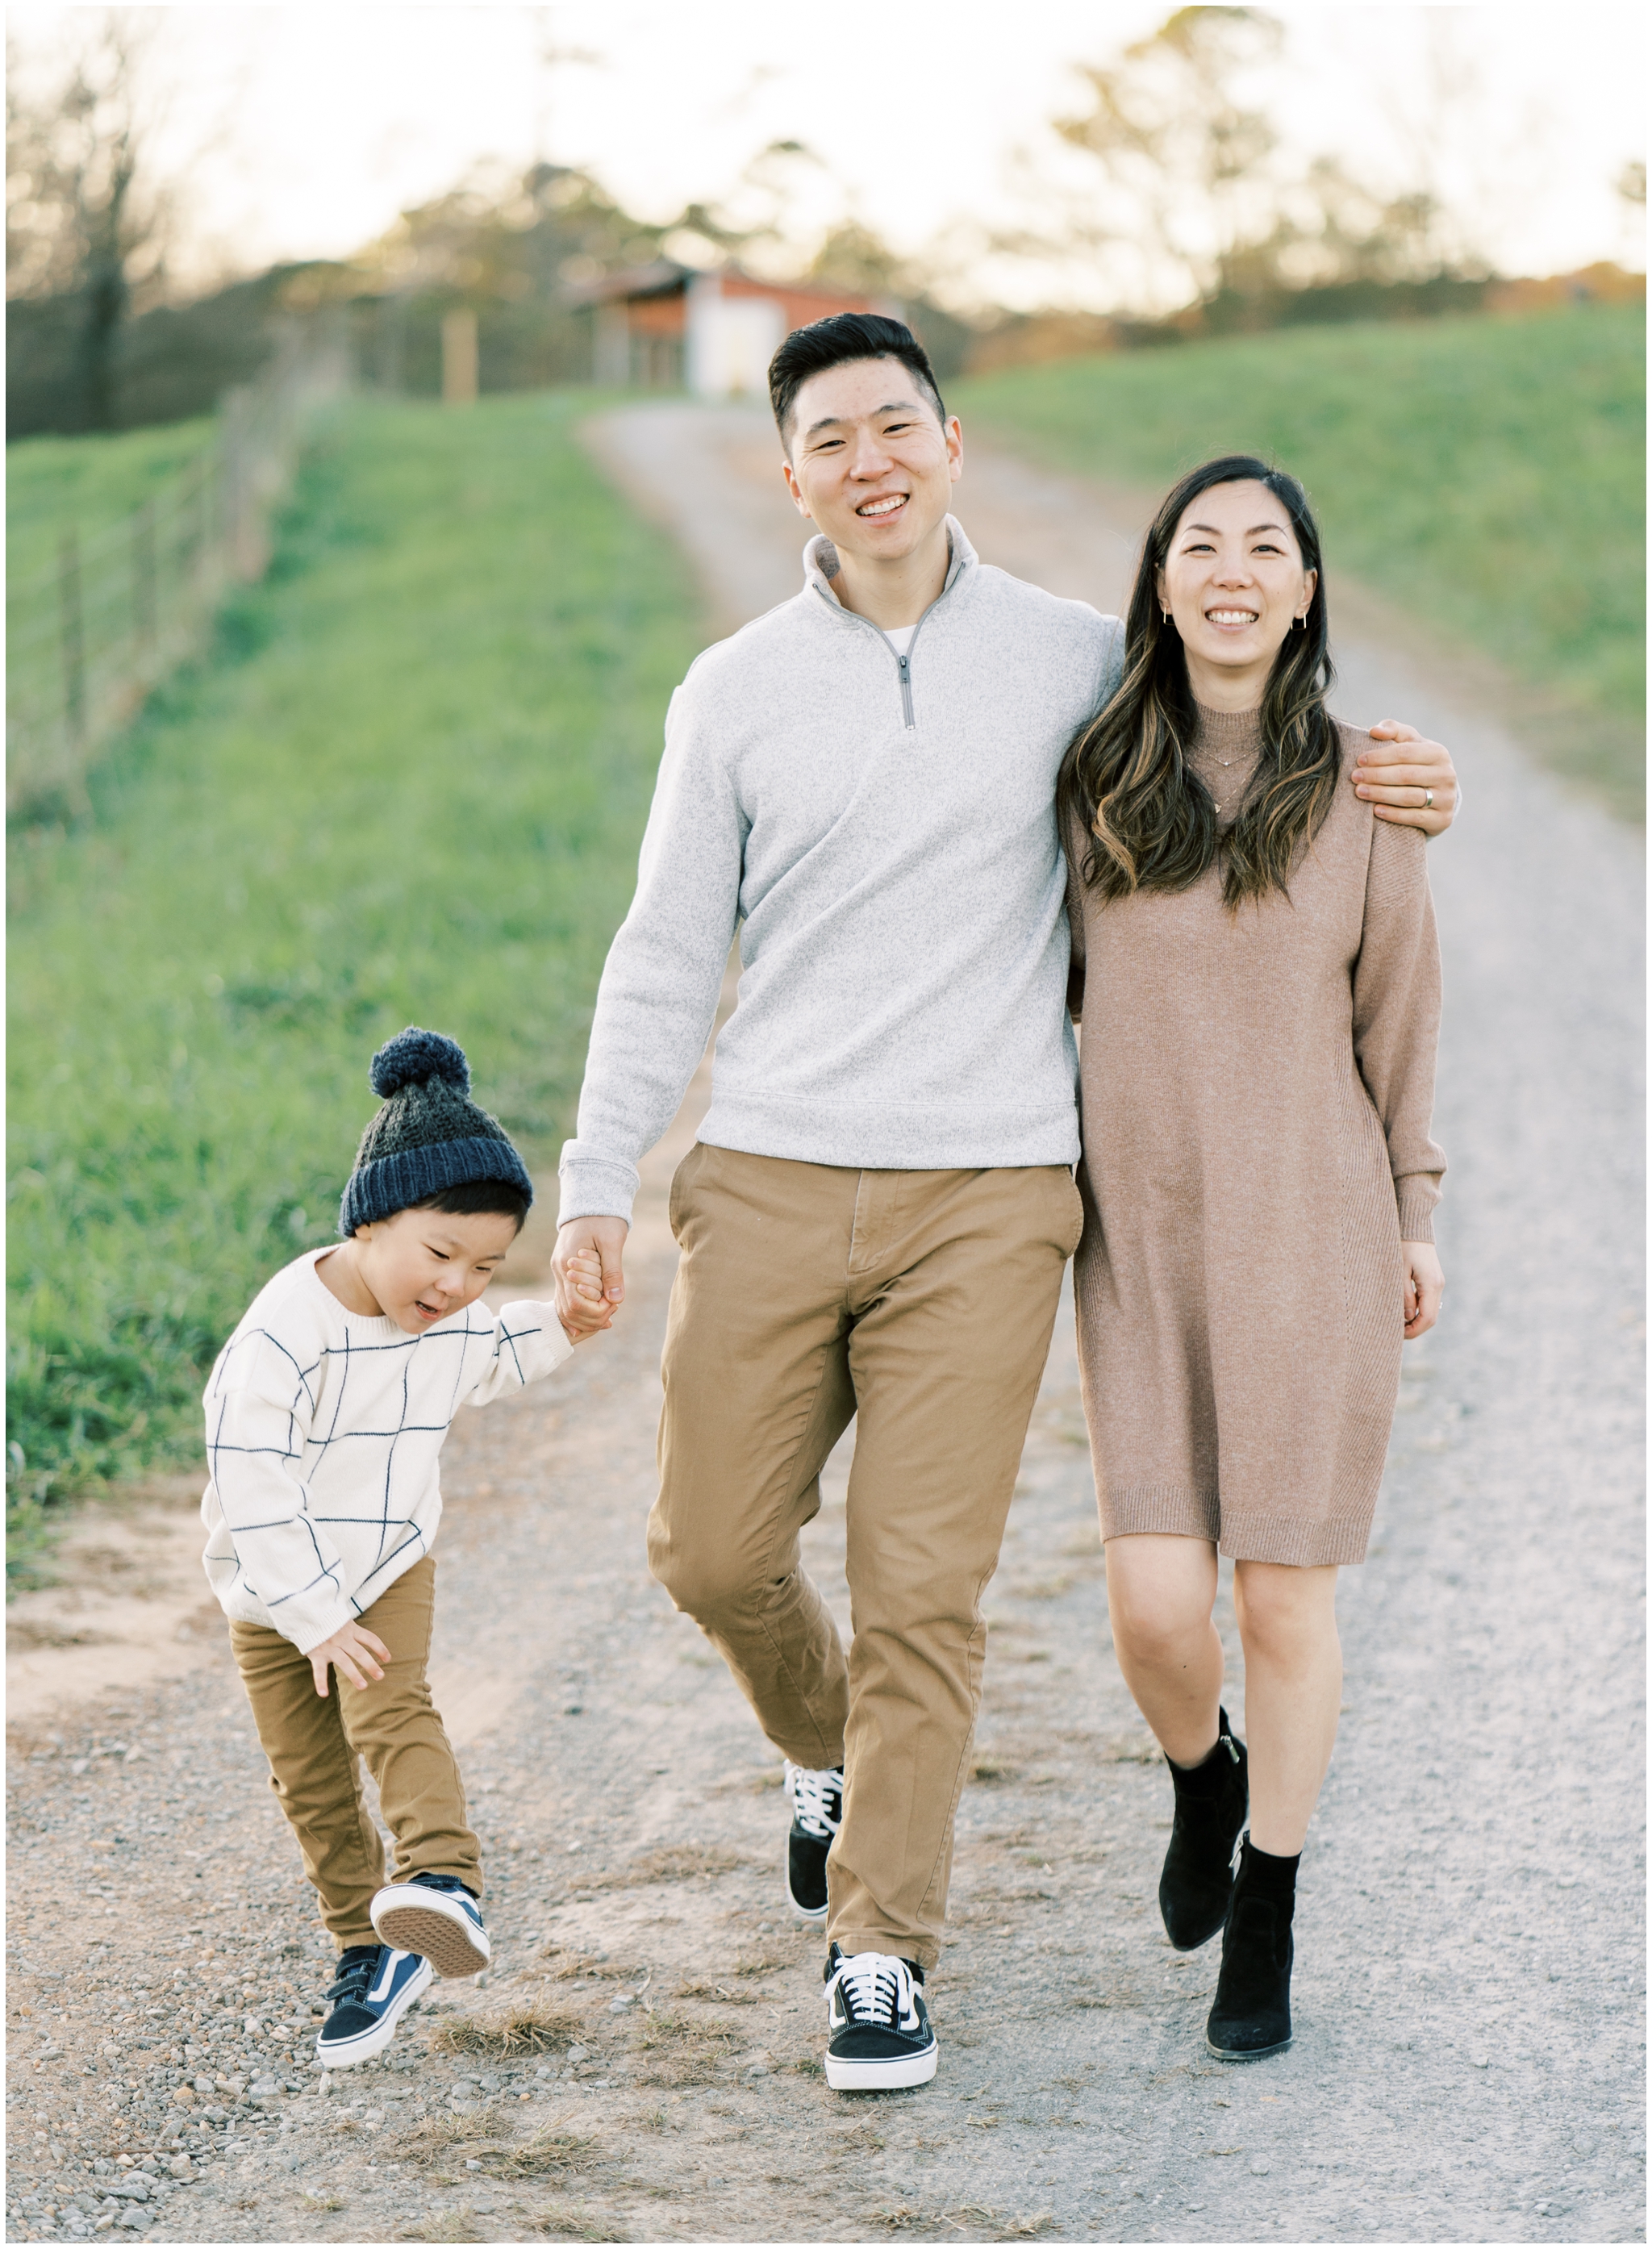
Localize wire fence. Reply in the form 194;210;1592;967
6;322;352;820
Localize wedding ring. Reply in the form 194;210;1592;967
1424;789;1434;810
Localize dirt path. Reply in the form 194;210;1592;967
7;403;1642;2247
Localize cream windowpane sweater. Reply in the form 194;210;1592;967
201;1249;574;1654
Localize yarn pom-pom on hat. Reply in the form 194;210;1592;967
370;1027;470;1100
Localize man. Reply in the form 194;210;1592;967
553;315;1458;2092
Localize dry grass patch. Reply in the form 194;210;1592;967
540;1951;649;1984
474;2126;603;2180
670;1942;794;1998
402;2209;493;2243
428;2001;585;2056
6;1620;115;1650
524;2209;629;2243
670;1976;758;2006
386;2100;513;2167
969;1755;1016;1782
631;2008;741;2088
729;1948;792;1976
583;1842;747;1890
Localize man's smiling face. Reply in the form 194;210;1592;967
781;356;962;568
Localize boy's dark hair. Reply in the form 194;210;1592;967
411;1179;532;1232
768;313;946;451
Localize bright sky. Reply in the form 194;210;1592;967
10;2;1648;308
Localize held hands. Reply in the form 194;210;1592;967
1350;724;1459;835
555;1249;607;1345
1403;1241;1445;1340
308;1621;391;1698
553;1216;628;1343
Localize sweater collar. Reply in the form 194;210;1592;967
802;515;977;615
1191;702;1265;758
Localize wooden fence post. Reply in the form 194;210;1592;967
442;308;479;405
196;450;214;586
221;388;259;579
60;528;86;752
133;498;157;662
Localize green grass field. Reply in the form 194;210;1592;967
957;305;1646;816
6;416;215;590
7;393;701;1569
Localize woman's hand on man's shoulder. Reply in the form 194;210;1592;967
1348;722;1461;836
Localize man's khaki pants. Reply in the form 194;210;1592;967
230;1554;481;1949
651;1145;1083;1969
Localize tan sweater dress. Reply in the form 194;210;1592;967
1066;706;1445;1567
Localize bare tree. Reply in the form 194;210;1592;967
1010;6;1503;323
1050;6;1286;311
6;11;173;428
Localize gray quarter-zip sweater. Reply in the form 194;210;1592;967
557;518;1124;1225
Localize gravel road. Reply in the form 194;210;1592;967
6;401;1642;2247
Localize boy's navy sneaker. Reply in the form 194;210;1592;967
371;1871;490;1979
823;1942;938;2091
785;1761;843;1921
316;1944;431;2068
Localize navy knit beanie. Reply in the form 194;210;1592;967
338;1028;535;1237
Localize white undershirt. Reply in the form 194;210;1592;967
886;625;917;655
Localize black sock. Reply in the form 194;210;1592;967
1241;1841;1300;1905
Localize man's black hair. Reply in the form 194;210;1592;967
768;313;946;450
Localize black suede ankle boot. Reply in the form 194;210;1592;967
1205;1837;1297;2061
1158;1709;1248;1951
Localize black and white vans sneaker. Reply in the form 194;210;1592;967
316;1944;432;2067
784;1761;843;1921
823;1942;938;2091
370;1871;490;1979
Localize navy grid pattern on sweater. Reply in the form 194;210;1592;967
201;1250;572;1654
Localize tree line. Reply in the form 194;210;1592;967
7;6;1644;440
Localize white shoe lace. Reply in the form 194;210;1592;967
786;1760;844;1841
828;1950;919;2031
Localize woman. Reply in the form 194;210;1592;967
1061;454;1446;2062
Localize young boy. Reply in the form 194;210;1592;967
201;1027;605;2067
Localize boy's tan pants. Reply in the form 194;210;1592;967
652;1145;1083;1970
230;1554;481;1949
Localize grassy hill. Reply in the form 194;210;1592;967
7;393;701;1568
956;305;1646;818
6;416;216;590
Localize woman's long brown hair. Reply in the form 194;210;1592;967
1058;455;1341;910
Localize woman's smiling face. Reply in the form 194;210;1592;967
1157;478;1316;701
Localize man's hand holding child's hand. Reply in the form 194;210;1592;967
556;1247;610;1343
308;1621;392;1697
553;1217;628;1342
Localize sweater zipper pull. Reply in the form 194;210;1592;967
897;651;915;731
